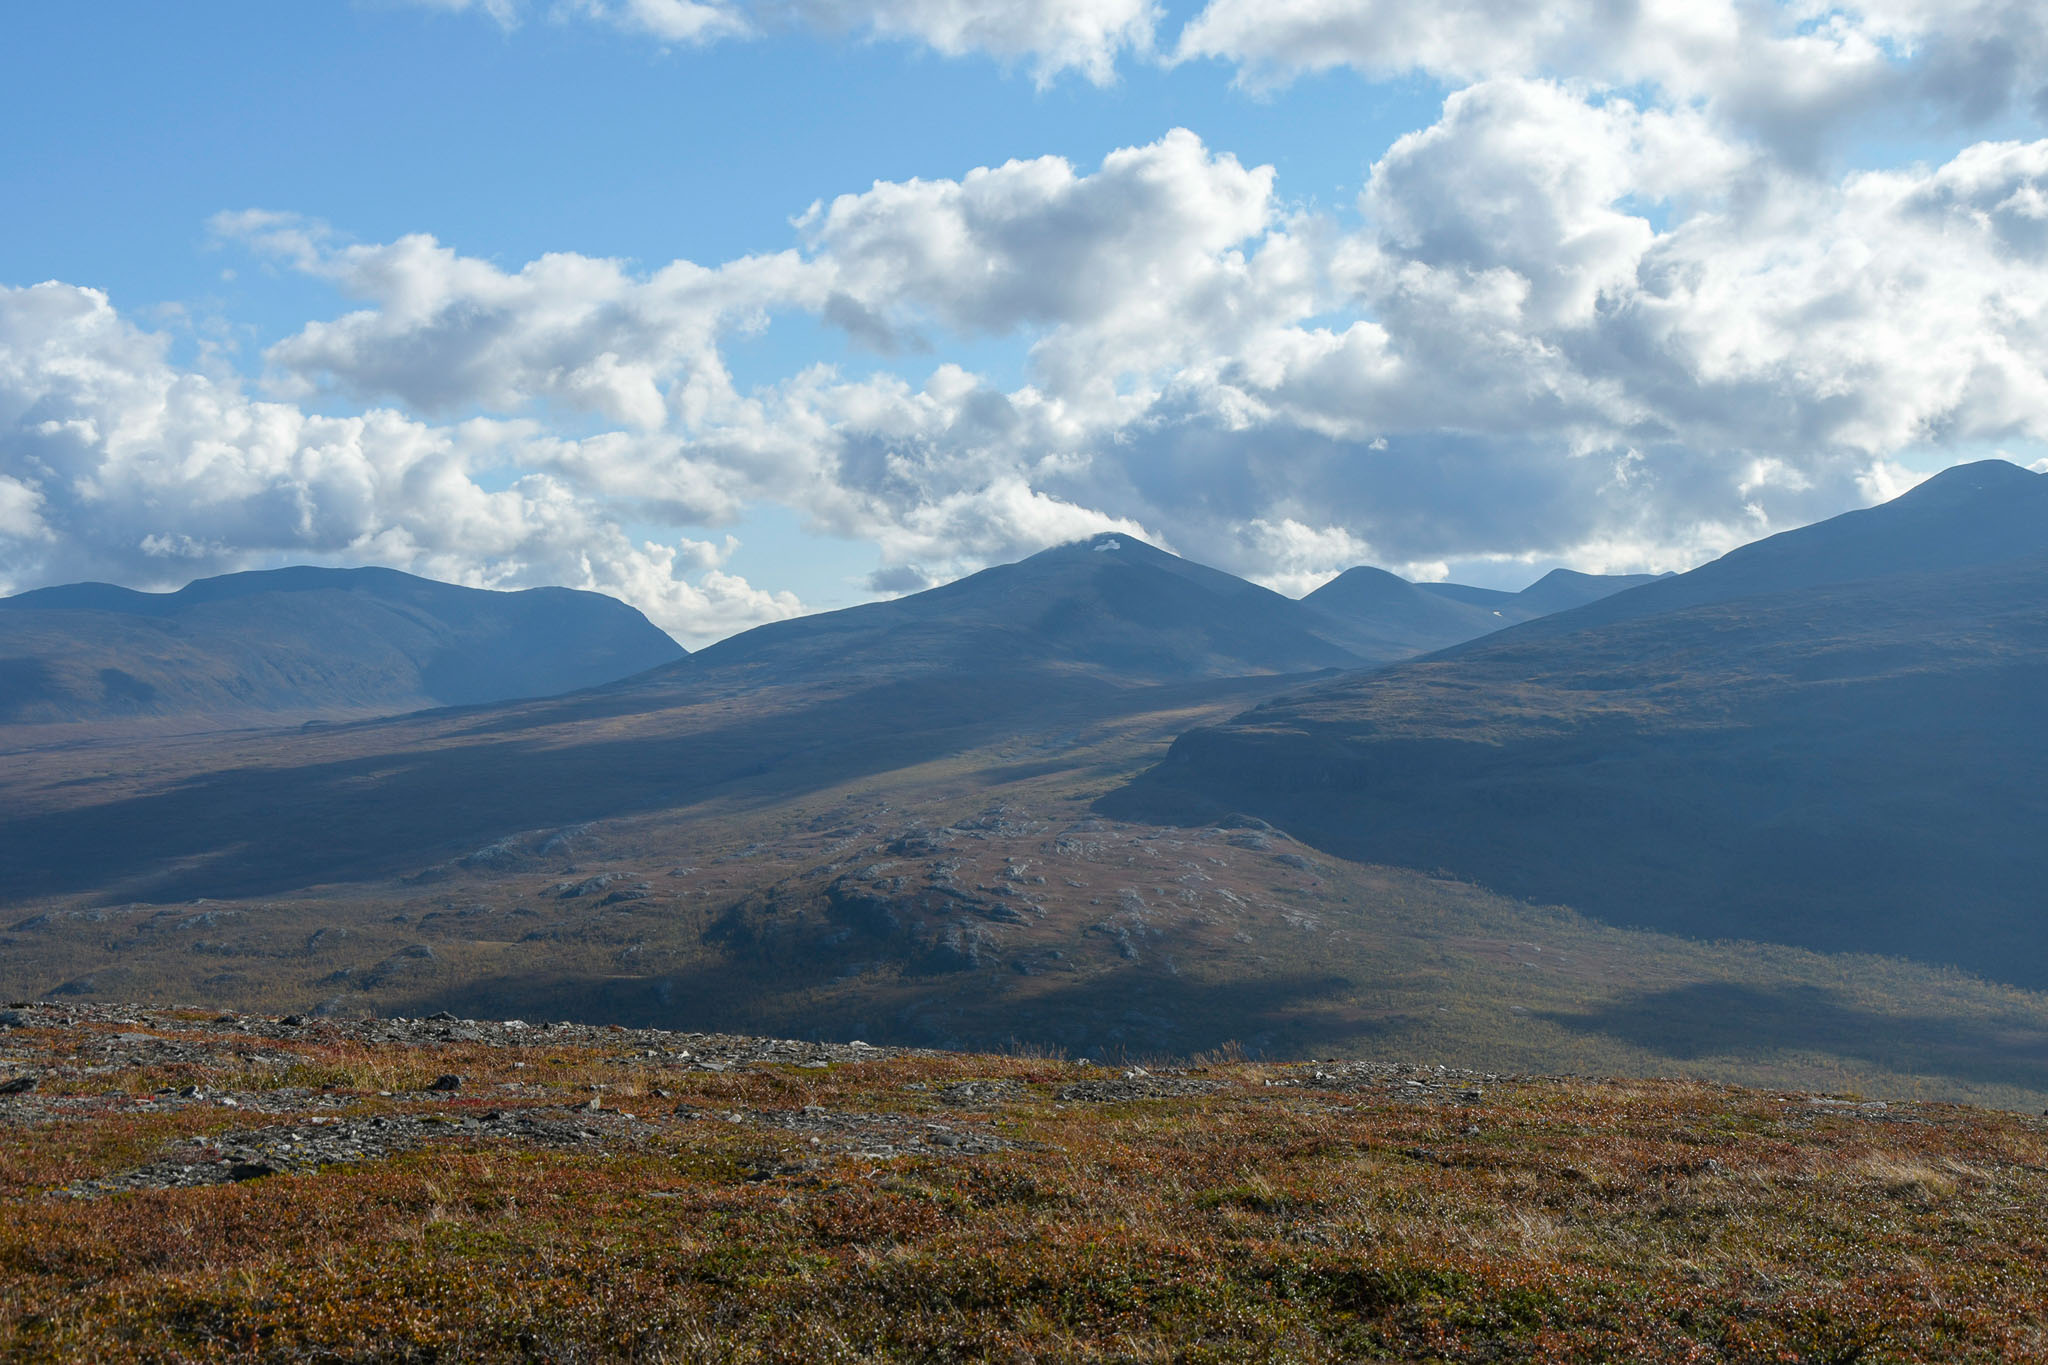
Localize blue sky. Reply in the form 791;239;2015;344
4;1;2045;642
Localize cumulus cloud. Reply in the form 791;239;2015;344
230;130;1286;431
219;211;826;430
1112;85;2048;575
799;129;1307;402
1175;0;2048;158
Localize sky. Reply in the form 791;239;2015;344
4;2;2047;646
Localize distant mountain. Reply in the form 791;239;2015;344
0;535;1682;908
1108;461;2048;987
1298;567;1502;658
1509;567;1666;616
682;534;1365;684
0;566;684;728
1301;565;1658;659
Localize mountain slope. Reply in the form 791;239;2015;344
1108;462;2048;987
0;566;684;728
1497;460;2048;637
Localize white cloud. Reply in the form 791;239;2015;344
800;129;1302;402
1176;0;2048;161
0;475;47;542
1239;517;1378;596
768;0;1158;86
233;131;1283;432
212;134;1292;588
222;213;827;430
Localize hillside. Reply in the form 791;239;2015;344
1110;462;2048;988
3;1001;2046;1361
0;566;685;730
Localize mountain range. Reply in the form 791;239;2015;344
0;544;1656;733
640;534;1659;688
1300;563;1662;659
5;464;2048;1106
0;566;685;729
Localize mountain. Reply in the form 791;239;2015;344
1300;565;1659;659
1297;567;1503;658
1508;567;1666;615
1108;461;2048;988
683;533;1364;684
0;566;685;729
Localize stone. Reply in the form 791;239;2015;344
0;1075;37;1095
428;1074;463;1092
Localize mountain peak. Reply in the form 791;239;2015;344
1030;531;1171;563
1888;458;2043;510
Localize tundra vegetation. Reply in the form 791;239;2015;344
3;1003;2045;1362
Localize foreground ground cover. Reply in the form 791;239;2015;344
2;1003;2045;1361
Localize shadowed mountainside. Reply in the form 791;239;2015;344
1300;564;1660;658
1107;461;2048;987
0;566;685;729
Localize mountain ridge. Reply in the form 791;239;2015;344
0;566;685;729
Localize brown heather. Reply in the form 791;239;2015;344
2;1009;2047;1361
